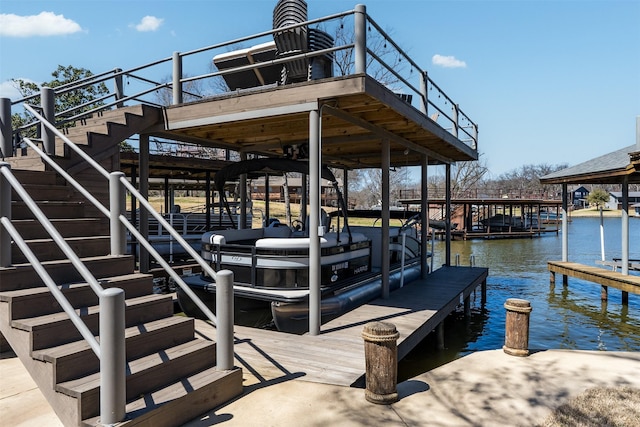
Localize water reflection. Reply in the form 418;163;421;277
399;217;640;379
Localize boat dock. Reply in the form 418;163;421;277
548;260;640;304
195;266;488;387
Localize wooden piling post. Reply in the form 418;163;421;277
436;322;445;350
503;298;532;357
362;322;399;404
601;285;608;301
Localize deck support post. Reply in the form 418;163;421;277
216;269;235;370
114;68;124;109
139;134;150;273
601;285;608;301
381;139;390;298
308;109;321;335
436;322;445;350
240;152;247;229
362;322;399;404
563;274;568;286
445;163;452;265
622;291;629;305
464;296;471;317
41;87;55;155
503;298;532;357
0;98;12;158
420;154;429;279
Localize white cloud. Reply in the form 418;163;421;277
0;79;33;100
0;12;82;37
432;54;467;69
133;16;163;32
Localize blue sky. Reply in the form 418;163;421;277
1;0;639;177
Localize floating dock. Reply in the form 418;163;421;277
195;266;488;386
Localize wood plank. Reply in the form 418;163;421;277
548;261;640;294
208;266;488;387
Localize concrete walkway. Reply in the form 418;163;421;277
2;348;640;426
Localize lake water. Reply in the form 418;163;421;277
398;216;640;380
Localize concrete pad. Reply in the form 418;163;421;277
2;349;639;426
0;352;63;427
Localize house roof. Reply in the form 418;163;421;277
540;144;640;184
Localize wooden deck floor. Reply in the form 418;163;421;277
195;266;488;387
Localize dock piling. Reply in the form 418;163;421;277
503;298;532;357
362;322;399;404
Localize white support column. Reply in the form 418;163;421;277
382;139;390;298
622;177;629;275
562;183;568;262
309;109;321;335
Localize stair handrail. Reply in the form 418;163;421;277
23;103;221;325
0;163;127;424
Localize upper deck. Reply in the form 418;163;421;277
153;73;477;170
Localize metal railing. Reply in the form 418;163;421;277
0;105;236;424
1;5;477;160
0;163;126;425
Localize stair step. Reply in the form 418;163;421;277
11;200;85;219
59;339;216;420
0;254;135;291
11;218;109;239
32;316;196;384
12;294;174;350
0;273;153;320
11;183;75;201
11;235;111;264
9;169;61;186
81;367;243;427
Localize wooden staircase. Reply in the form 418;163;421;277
0;108;242;426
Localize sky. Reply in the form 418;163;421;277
1;0;639;178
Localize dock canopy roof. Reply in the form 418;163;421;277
540;144;640;185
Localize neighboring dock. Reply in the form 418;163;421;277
548;260;640;304
195;266;488;387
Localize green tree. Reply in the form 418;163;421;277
11;65;109;138
587;188;610;208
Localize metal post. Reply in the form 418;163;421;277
114;68;124;109
309;109;321;335
0;98;12;158
109;172;126;256
41;87;55;155
419;72;428;115
205;171;211;230
0;163;12;267
381;139;390;298
100;288;126;425
445;163;452;266
172;52;183;105
562;183;568;262
139;135;150;272
354;4;367;74
216;269;235;370
622;177;629;275
240;152;247;228
420;154;428;278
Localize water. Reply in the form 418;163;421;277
398;217;640;380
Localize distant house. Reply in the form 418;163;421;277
569;185;590;208
606;191;640;210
